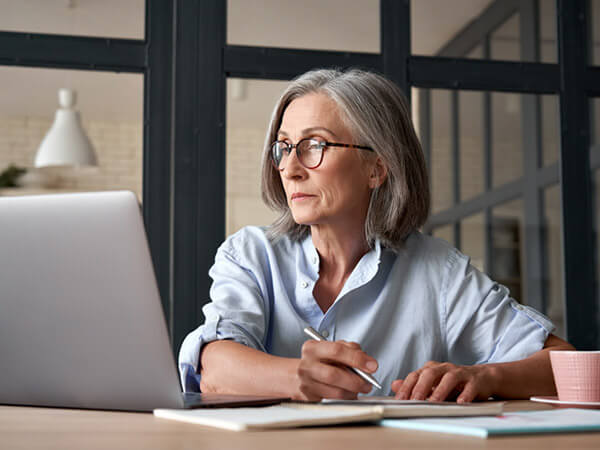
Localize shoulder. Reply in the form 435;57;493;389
387;231;470;295
399;231;464;271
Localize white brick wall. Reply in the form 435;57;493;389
0;116;142;201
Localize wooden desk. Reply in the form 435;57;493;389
1;401;598;449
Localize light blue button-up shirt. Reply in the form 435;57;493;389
179;226;554;395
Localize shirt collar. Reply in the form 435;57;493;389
301;233;382;287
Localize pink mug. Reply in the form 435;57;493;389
550;350;600;403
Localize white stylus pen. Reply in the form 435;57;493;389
303;326;382;390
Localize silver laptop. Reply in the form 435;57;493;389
0;191;184;411
0;191;289;412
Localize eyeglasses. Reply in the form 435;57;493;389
270;138;374;170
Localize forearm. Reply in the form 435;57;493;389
486;334;574;399
199;340;300;397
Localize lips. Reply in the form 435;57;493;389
291;193;315;200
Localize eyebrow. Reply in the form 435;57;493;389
277;127;339;139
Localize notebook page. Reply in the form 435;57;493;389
321;397;504;417
154;404;383;431
381;408;600;438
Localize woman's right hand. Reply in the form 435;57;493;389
293;340;379;401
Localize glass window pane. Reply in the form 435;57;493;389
541;95;560;167
459;91;484;201
591;0;600;65
411;0;495;57
543;184;565;338
0;67;143;201
433;224;454;247
492;92;522;188
411;86;423;142
0;0;145;40
422;89;558;201
429;89;453;213
490;13;520;61
227;0;380;53
226;78;288;236
466;44;484;59
460;212;486;273
412;4;551;63
539;0;557;63
491;199;524;304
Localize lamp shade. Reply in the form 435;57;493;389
34;88;98;168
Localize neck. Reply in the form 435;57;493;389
310;220;370;281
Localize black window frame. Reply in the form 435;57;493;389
2;0;597;353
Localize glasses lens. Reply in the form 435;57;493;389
298;140;323;168
271;142;287;169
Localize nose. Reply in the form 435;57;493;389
281;147;307;180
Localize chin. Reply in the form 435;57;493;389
292;216;318;226
291;211;320;226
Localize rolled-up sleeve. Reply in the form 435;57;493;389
443;248;555;366
178;236;269;392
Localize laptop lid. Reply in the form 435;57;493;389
0;191;183;411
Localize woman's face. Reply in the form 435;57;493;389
277;93;378;228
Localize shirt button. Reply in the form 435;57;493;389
515;304;525;311
312;256;318;264
321;330;329;338
301;281;308;289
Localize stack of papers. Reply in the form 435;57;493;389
154;398;503;431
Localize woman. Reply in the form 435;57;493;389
179;68;573;402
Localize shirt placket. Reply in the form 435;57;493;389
295;237;323;327
314;240;383;341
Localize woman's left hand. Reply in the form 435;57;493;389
391;361;496;403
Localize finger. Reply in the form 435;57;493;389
395;371;420;400
410;367;444;400
298;364;367;401
423;360;440;368
299;360;372;395
428;370;464;402
298;378;359;401
302;340;378;373
391;379;403;394
339;341;361;350
456;380;480;403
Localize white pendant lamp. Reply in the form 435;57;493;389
34;88;98;168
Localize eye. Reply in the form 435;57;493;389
273;140;289;149
308;135;327;144
297;139;321;152
306;141;323;151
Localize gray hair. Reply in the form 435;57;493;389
260;68;430;251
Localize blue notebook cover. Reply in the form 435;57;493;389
381;408;600;438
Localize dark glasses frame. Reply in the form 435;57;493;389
270;138;374;170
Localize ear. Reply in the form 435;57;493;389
368;157;388;189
